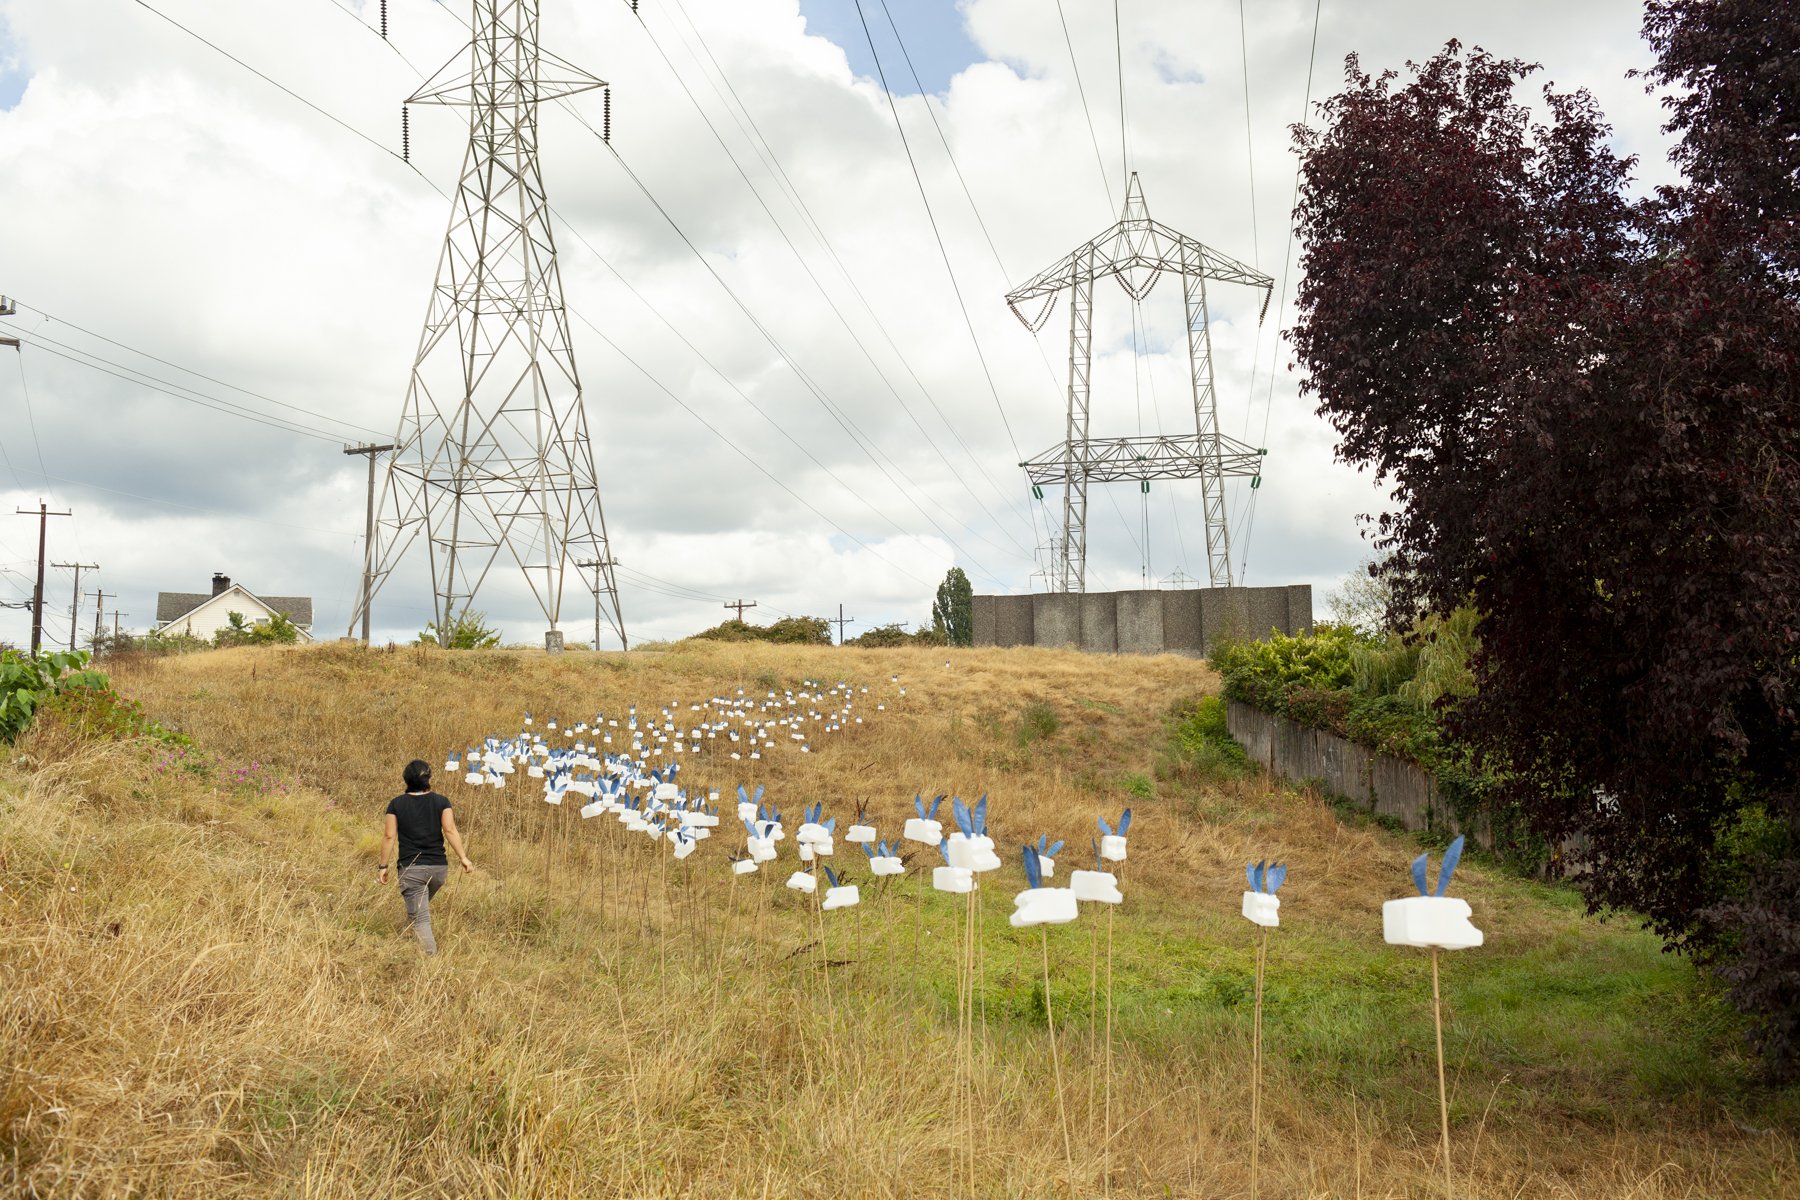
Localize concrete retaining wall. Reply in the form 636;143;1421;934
1226;699;1489;849
971;584;1311;658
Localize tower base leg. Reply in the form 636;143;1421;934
544;630;565;655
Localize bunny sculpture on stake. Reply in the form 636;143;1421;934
1384;836;1480;1200
1014;838;1077;1198
1241;859;1288;1200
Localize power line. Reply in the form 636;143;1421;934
847;0;1037;548
1240;0;1325;585
12;300;389;438
1114;0;1130;191
592;6;1033;567
652;0;1040;549
13;332;354;444
1052;0;1115;213
133;0;429;184
595;143;1018;587
570;304;935;590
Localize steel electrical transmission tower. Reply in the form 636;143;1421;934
1006;174;1273;591
351;0;625;650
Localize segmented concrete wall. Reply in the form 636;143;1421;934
971;585;1312;658
1225;699;1491;849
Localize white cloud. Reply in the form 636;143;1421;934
0;0;1675;648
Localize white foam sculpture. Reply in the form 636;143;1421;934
846;824;877;844
1069;869;1123;904
903;818;942;844
1242;892;1281;927
786;870;817;893
1011;887;1079;928
869;854;905;877
1383;838;1482;949
1383;896;1482;949
822;884;860;911
933;866;974;894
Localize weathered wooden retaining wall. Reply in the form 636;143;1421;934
1226;699;1490;850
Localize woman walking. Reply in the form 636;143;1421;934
377;759;474;955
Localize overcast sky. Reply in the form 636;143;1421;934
0;0;1677;649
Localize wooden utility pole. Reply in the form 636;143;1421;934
575;558;618;650
14;501;72;655
111;609;125;639
343;443;397;644
90;590;114;643
724;599;757;623
51;561;98;651
829;603;856;645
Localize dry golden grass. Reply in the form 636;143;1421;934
0;639;1794;1197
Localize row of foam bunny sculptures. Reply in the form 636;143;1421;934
444;681;904;785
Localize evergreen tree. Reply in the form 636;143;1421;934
931;568;974;647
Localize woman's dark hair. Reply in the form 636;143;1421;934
403;759;432;792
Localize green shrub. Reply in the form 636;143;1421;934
691;616;832;646
0;650;108;742
1164;695;1249;784
417;610;502;649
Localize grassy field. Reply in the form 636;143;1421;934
1;639;1795;1197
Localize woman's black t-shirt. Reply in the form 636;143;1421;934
386;791;452;868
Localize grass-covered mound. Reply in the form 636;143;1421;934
0;641;1792;1197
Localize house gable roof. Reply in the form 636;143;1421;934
156;586;314;628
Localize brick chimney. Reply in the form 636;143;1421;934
212;572;231;596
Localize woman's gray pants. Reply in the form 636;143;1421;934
397;864;450;954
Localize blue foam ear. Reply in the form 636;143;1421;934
823;817;836;833
935;840;950;863
1267;863;1287;894
1048;839;1064;858
753;784;765;804
952;797;973;836
973;795;988;835
861;842;876;858
1022;845;1042;889
1410;853;1430;897
930;793;946;818
824;866;838;887
1092;838;1102;870
1098;817;1113;836
738;784;750;805
1119;809;1132;835
913;792;927;819
1436;836;1465;897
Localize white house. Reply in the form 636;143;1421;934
155;574;314;642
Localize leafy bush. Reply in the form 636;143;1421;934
0;650;109;742
691;616;832;646
850;623;946;648
1212;615;1513;857
417;610;502;650
215;611;301;648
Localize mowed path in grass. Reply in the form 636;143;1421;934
0;640;1793;1197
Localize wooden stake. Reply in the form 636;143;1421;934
1432;947;1454;1200
1103;897;1116;1199
1251;927;1269;1200
1043;928;1075;1200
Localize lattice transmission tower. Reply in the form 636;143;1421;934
350;0;625;649
1006;174;1273;591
